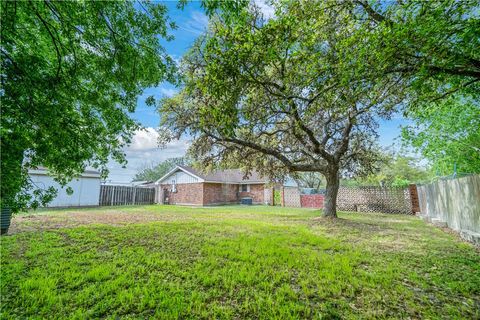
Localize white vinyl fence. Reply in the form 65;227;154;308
417;175;480;243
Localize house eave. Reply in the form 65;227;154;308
203;180;267;184
155;165;205;185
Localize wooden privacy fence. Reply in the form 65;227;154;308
417;175;480;241
99;185;155;206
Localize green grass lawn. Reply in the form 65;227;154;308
1;205;479;319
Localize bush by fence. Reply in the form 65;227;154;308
417;175;480;240
99;185;155;206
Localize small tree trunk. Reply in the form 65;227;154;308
1;133;25;212
323;169;340;218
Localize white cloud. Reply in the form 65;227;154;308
191;11;209;27
253;0;275;19
106;127;189;182
159;87;178;98
170;54;182;66
127;127;159;151
180;10;209;35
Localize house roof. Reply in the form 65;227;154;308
180;165;267;183
156;165;268;185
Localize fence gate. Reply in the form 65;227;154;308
99;185;155;206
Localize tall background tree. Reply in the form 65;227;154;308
1;1;176;211
159;1;403;218
294;172;323;191
342;153;433;187
132;157;189;182
159;0;479;217
401;96;480;175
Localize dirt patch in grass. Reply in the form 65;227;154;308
7;210;181;234
311;216;385;229
310;215;435;253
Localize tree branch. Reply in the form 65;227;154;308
287;99;334;162
431;78;480;102
355;0;393;26
205;131;326;172
31;2;62;78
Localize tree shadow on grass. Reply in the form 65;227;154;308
310;215;394;233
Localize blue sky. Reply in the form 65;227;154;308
130;1;207;128
106;1;409;183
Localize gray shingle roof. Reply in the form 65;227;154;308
178;165;267;184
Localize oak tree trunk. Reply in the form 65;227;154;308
323;169;340;218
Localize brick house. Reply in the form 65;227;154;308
155;165;269;206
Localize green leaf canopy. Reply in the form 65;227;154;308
1;1;176;211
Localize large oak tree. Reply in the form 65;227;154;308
159;2;403;217
159;0;478;217
1;1;176;211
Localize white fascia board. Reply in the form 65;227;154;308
155;167;180;185
155;166;205;185
203;181;266;184
176;166;205;182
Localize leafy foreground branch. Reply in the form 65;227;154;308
1;1;176;211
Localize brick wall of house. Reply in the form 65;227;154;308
300;194;324;208
159;183;204;205
238;184;265;204
159;182;265;206
203;183;239;205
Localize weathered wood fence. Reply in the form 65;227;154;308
417;175;480;243
99;185;155;206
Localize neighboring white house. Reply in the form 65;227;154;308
28;168;101;207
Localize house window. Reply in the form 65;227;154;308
241;184;249;192
171;180;177;193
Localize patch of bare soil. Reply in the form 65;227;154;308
7;210;181;235
309;216;416;252
310;216;387;232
